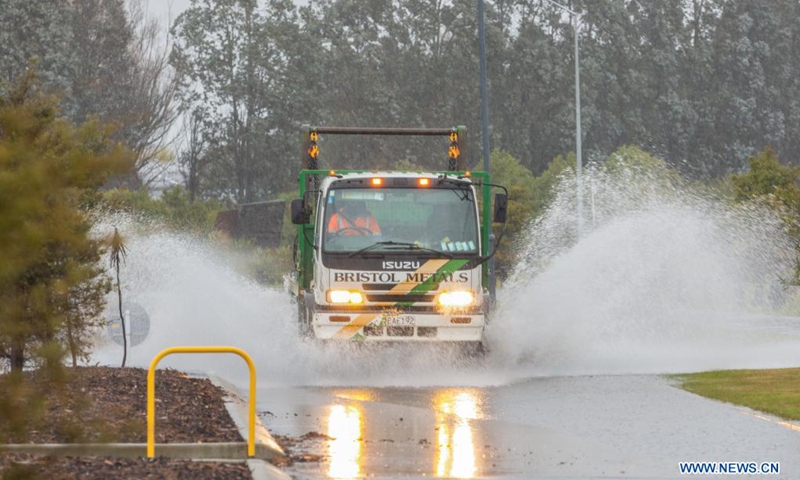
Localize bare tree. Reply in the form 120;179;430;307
120;0;182;185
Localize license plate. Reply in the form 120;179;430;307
383;315;415;327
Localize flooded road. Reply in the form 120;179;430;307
258;374;800;479
94;184;800;479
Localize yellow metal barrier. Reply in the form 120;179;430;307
147;346;257;458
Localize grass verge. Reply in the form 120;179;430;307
672;368;800;421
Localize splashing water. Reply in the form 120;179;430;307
91;219;502;387
93;165;800;386
487;162;800;376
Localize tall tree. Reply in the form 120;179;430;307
0;0;73;92
0;0;179;184
0;71;131;373
168;0;800;199
172;0;298;201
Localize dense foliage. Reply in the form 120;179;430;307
490;150;570;275
3;1;800;293
0;0;179;184
4;0;800;284
101;187;223;233
165;0;800;201
0;72;131;439
732;147;800;283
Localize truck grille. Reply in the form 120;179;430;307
363;325;383;336
364;294;435;304
417;327;437;337
387;326;414;337
361;326;438;338
362;283;397;291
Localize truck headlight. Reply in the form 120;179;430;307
327;290;364;305
437;291;474;307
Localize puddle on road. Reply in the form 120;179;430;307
269;387;488;479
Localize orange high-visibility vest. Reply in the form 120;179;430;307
328;213;381;235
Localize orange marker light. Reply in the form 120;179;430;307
371;178;383;186
329;170;336;176
418;178;430;187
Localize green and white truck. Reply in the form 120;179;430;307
287;126;507;348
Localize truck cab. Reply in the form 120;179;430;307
287;126;507;346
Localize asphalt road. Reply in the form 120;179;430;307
95;283;800;479
258;373;800;479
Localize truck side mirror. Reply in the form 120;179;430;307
291;198;307;224
493;193;508;224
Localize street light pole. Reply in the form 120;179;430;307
478;0;490;175
543;0;582;236
573;12;583;236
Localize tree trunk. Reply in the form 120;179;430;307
117;268;127;368
10;341;24;373
67;320;77;367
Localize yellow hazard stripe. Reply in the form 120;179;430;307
332;313;379;339
386;259;449;294
331;259;449;339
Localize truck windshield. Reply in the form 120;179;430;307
322;186;479;255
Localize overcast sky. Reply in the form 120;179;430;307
145;0;310;27
145;0;192;27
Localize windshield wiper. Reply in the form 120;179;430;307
348;241;453;258
384;242;454;258
347;241;394;258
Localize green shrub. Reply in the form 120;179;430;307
101;186;223;233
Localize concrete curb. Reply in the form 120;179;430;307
0;444;293;480
247;459;294;480
205;372;292;480
205;373;286;461
0;442;270;460
206;373;291;480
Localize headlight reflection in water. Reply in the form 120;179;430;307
327;404;363;479
434;390;480;478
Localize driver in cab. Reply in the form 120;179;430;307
328;200;381;236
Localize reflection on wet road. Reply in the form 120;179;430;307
434;390;479;478
259;375;800;479
313;390;484;478
327;404;362;479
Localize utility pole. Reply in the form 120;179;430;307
478;0;496;296
478;0;490;175
574;10;583;236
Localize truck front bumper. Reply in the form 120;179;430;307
311;311;485;342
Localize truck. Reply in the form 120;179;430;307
287;126;507;349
